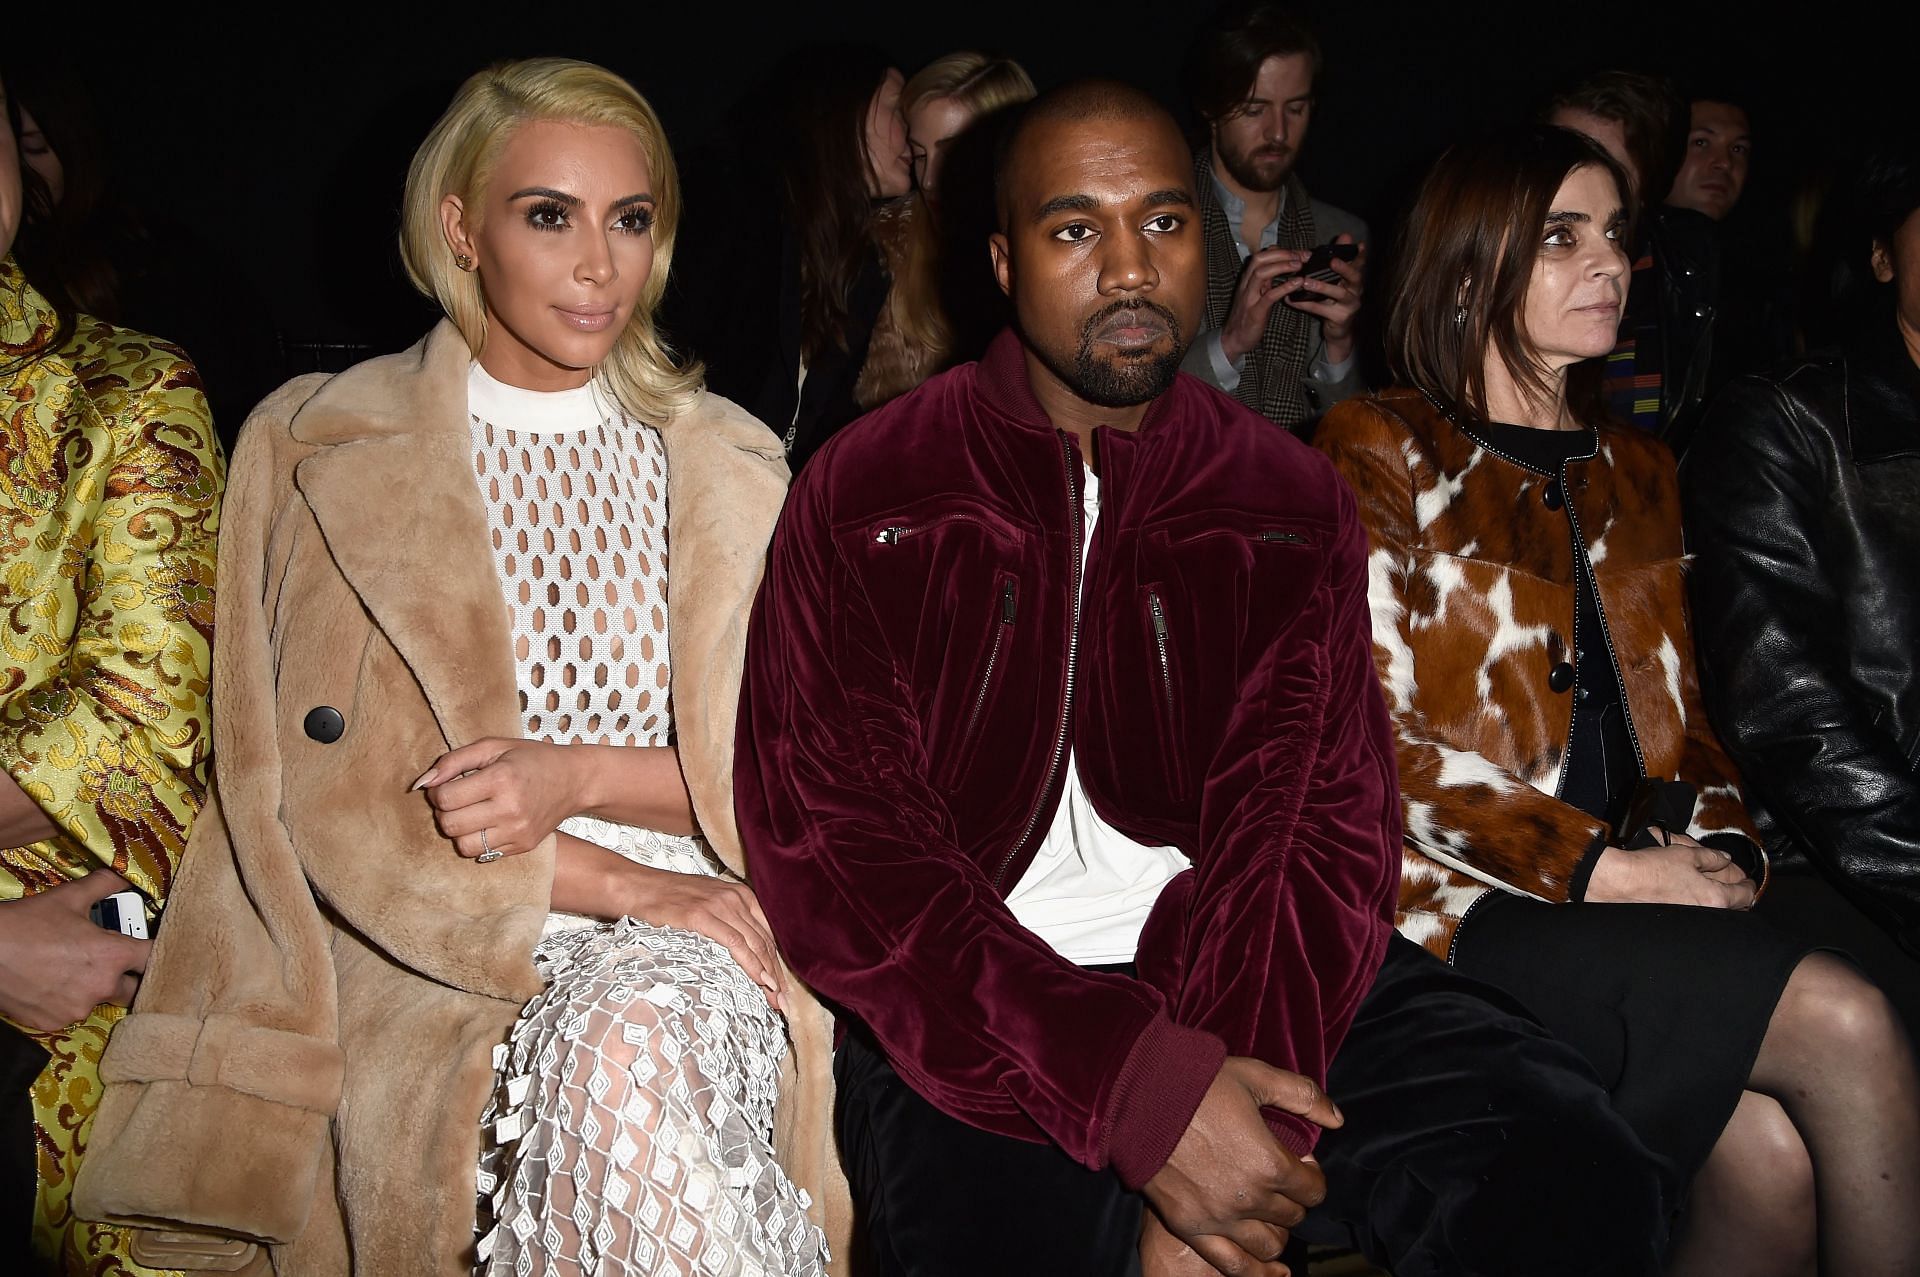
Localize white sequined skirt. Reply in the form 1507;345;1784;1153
474;817;828;1276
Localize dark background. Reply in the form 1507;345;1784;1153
35;2;1903;390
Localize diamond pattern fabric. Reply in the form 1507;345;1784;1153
467;376;826;1274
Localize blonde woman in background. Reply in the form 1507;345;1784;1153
76;59;839;1276
859;53;1036;402
902;53;1037;198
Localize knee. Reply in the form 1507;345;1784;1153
1780;954;1908;1060
1718;1094;1815;1218
558;999;681;1127
1746;1099;1815;1206
1687;1095;1817;1272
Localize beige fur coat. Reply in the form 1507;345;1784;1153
72;321;849;1273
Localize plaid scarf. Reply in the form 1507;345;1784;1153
1195;147;1318;431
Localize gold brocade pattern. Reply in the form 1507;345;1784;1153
1;255;220;1276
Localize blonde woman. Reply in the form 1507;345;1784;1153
76;59;840;1276
858;53;1036;404
902;52;1036;199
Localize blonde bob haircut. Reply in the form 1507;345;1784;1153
885;54;1036;368
901;52;1037;125
400;57;702;423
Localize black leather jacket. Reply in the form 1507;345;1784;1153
1684;326;1920;954
1646;206;1720;455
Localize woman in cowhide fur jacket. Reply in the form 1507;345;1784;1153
1317;126;1920;1277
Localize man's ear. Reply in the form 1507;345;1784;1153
1871;238;1896;286
990;233;1013;299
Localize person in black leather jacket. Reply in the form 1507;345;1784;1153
1645;203;1721;453
1686;142;1920;1034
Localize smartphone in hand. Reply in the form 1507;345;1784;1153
89;891;150;941
1283;239;1360;303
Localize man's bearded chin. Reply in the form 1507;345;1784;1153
1221;139;1293;193
1033;302;1187;410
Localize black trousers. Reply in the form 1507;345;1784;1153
835;935;1669;1277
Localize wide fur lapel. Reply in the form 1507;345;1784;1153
284;321;789;852
288;321;522;752
657;390;789;877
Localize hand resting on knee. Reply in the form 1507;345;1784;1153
1585;838;1757;909
1143;1056;1343;1276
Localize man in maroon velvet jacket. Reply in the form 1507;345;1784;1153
736;82;1667;1277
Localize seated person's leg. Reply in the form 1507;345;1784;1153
1745;951;1920;1274
837;939;1668;1277
836;1028;1144;1277
480;925;826;1277
1757;862;1920;1044
1298;936;1669;1277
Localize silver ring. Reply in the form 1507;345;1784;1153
476;829;503;864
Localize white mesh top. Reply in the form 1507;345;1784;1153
465;366;829;1277
466;361;672;748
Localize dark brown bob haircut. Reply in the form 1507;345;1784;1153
1186;2;1322;124
1388;126;1633;429
1545;69;1684;208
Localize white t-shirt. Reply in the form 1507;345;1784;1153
1005;464;1193;965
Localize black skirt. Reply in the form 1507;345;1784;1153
1450;892;1815;1189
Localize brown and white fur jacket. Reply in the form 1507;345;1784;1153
1316;389;1762;959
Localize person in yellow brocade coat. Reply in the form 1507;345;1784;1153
0;69;221;1276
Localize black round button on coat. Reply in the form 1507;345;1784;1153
1548;662;1576;694
304;706;346;744
1542;481;1564;510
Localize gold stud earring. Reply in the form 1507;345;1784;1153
455;253;474;272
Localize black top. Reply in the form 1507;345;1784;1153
1478;422;1640;832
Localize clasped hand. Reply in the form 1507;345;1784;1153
1142;1056;1344;1277
415;737;582;859
1585;831;1756;909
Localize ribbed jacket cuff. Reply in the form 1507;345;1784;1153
1102;1014;1227;1190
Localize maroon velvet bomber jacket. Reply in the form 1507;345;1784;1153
735;330;1401;1190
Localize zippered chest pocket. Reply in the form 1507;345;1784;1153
845;500;1035;608
864;505;1029;551
1144;515;1328;649
939;575;1019;790
844;501;1039;793
1147;507;1323;579
1143;587;1192;801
